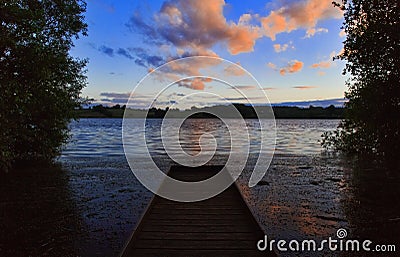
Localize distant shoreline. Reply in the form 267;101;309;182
75;104;345;119
76;116;343;120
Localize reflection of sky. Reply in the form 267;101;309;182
63;119;339;157
72;0;347;107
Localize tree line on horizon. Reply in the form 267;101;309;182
76;103;345;119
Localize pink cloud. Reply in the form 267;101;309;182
293;86;317;90
260;0;342;40
238;13;253;25
304;27;328;38
166;56;221;76
226;24;261;54
311;61;331;68
262;87;277;91
224;62;246;76
155;0;262;55
178;77;212;90
311;50;340;69
273;43;288;53
232;85;256;90
279;60;304;75
128;0;343;72
267;62;277;69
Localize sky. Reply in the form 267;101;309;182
71;0;348;109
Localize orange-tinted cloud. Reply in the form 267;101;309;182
232;85;256;90
339;29;346;37
224;62;246;76
154;0;262;55
311;61;331;68
150;56;221;89
304;27;328;38
279;60;304;75
262;87;277;91
128;0;343;65
311;50;338;69
189;78;206;90
293;86;317;90
167;56;221;76
261;11;287;41
227;24;261;55
238;13;253;25
273;43;289;53
267;62;277;69
178;77;212;90
260;0;342;40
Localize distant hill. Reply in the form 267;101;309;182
272;98;347;108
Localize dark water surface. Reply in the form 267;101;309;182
1;118;399;256
62;118;340;157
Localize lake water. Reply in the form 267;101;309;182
63;118;340;158
58;118;400;257
60;118;342;256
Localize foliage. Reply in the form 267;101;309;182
76;104;345;119
273;105;344;119
322;0;399;162
0;0;87;171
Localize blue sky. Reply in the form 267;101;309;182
71;0;347;108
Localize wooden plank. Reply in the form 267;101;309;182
138;232;260;240
131;249;269;257
133;239;258;249
146;213;245;220
140;224;258;233
145;219;252;226
151;206;244;210
120;165;275;257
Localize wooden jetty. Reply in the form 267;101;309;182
121;165;275;257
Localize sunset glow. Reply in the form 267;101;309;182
71;0;347;107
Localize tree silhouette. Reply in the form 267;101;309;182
322;0;399;163
0;1;88;171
